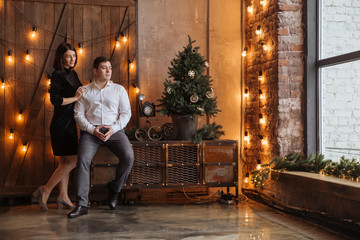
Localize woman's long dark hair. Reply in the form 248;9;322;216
53;42;78;71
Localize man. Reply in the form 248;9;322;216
68;56;134;218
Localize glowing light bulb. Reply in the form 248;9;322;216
255;25;262;35
26;50;30;61
256;159;261;170
121;31;127;43
260;0;267;7
129;59;134;69
23;143;27;152
242;47;248;57
259;89;264;100
9;129;14;139
31;26;37;38
8;50;12;62
18;110;23;120
115;36;120;48
78;43;83;54
244;131;250;143
247;6;253;14
258;70;264;82
244;89;249;98
260;117;266;125
1;78;5;89
244;173;249;183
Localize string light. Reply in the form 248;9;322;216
18;110;23;120
255;25;262;35
260;0;267;7
121;31;127;43
244;131;250;143
259;113;265;125
1;77;4;89
259;89;264;100
129;59;134;69
244;88;249;98
9;128;14;139
256;159;262;170
78;42;83;54
26;49;30;61
258;70;264;82
22;142;27;152
31;26;37;38
132;82;140;93
247;6;253;14
8;49;12;62
261;42;269;51
115;36;120;48
242;47;248;57
244;173;249;183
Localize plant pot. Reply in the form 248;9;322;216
171;114;197;140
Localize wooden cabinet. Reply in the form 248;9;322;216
91;140;238;190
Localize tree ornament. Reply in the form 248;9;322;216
204;61;209;68
206;90;214;99
197;107;204;112
188;70;195;79
166;86;172;94
190;94;199;103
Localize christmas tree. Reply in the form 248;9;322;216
158;36;220;117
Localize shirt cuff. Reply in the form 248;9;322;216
111;124;120;133
87;125;96;135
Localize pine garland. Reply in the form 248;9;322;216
192;123;225;144
250;153;360;189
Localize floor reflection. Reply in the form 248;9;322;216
0;200;351;240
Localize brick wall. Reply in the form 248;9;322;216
243;0;304;172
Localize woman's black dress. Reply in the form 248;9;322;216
49;68;82;156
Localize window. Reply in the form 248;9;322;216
308;0;360;160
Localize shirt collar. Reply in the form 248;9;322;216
93;80;111;89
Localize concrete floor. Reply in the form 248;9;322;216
0;200;352;240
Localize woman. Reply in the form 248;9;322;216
33;42;85;210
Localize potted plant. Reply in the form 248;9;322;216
158;36;220;140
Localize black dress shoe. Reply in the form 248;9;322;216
107;183;119;210
67;205;88;218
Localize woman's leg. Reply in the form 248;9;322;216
42;155;77;204
57;155;77;204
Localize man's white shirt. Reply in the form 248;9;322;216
74;81;131;134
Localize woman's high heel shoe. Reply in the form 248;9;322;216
32;186;48;211
57;197;74;210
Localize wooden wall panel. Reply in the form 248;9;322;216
0;0;136;195
0;0;5;188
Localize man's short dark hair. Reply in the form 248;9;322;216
93;56;111;69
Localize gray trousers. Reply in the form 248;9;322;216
75;129;134;207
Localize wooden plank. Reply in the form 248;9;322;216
73;4;84;82
33;1;46;185
2;0;16;189
128;6;137;128
82;5;93;81
92;5;102;61
43;2;56;181
0;0;5;189
101;6;111;57
11;0;136;7
5;4;69;187
110;7;125;84
22;0;36;187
